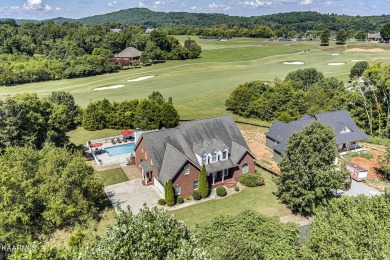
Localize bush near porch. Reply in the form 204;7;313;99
240;172;265;187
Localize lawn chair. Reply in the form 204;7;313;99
111;139;116;145
117;138;122;144
123;137;128;143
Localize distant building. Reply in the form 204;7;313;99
145;28;154;34
110;28;122;33
266;110;369;163
368;33;382;41
112;47;141;67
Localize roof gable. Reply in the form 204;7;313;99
114;47;141;58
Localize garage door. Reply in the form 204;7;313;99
154;177;164;195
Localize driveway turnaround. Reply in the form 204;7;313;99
105;179;164;214
345;180;382;196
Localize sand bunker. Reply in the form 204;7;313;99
328;62;346;66
127;76;154;82
283;61;304;65
93;85;125;91
352;59;365;62
345;48;390;53
332;54;340;56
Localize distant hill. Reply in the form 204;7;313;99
2;8;390;31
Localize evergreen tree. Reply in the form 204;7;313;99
198;164;209;198
133;99;161;130
160;102;180;128
276;121;348;215
165;179;175;206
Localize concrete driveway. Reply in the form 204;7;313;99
105;179;164;214
344;180;382;196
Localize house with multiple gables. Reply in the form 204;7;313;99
134;115;256;196
266;110;369;163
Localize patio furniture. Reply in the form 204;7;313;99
117;138;122;143
111;139;116;145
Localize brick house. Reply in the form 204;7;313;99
134;115;256;196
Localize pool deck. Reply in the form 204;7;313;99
92;140;135;166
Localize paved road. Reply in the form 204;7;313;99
105;179;163;214
344;180;382;196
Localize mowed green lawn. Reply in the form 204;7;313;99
2;38;390;119
67;127;123;146
170;171;291;229
95;168;129;186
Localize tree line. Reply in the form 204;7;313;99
226;63;390;138
82;91;180;131
0;21;201;86
27;8;390;33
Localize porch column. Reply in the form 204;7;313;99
222;170;225;182
212;173;215;185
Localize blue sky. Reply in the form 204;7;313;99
0;0;389;20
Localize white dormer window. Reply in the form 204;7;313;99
222;150;228;160
202;154;207;165
212;152;217;162
184;165;190;175
340;125;352;134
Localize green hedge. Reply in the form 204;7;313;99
177;196;184;204
158;199;166;205
216;187;227;197
192;190;202;200
240;173;265;187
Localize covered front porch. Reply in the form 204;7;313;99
207;168;237;188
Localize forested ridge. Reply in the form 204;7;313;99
3;8;390;32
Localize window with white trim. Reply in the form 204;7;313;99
242;163;249;174
202;154;207;165
184;165;190;175
175;185;181;195
212;152;217;162
193;180;198;190
222;150;228;160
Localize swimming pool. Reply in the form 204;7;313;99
105;143;135;157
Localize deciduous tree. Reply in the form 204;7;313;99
276;121;348;215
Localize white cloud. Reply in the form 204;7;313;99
208;2;219;9
239;1;272;7
107;1;118;8
139;2;146;7
299;0;312;5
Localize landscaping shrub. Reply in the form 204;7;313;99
158;199;166;205
240;173;265;187
234;186;240;192
177;196;184;204
192;190;202;200
216;187;227;197
164;180;175;206
198;164;209;198
185;195;192;201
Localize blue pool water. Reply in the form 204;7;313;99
105;143;135;157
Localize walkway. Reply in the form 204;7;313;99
345;180;383;196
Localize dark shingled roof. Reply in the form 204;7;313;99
140;161;152;173
266;110;369;155
114;47;141;58
136;115;255;184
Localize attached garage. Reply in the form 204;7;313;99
154;177;165;195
